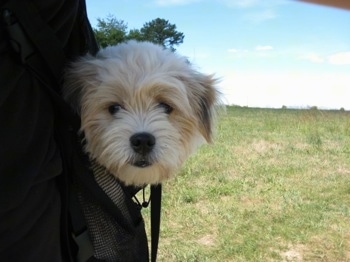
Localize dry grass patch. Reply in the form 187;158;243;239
280;244;305;262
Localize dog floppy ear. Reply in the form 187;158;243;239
179;72;219;143
63;55;101;114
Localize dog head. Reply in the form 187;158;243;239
64;40;219;186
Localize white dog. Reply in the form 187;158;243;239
63;40;219;186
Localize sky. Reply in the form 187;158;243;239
86;0;350;109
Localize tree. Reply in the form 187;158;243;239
140;18;184;51
93;15;128;48
93;15;185;51
126;29;144;42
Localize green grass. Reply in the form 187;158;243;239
142;106;350;261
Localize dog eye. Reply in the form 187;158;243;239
158;102;173;114
108;104;122;115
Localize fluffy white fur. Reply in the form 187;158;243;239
64;40;219;186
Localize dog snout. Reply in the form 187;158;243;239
130;132;156;155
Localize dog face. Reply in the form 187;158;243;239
64;40;219;186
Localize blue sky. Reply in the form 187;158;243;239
86;0;350;109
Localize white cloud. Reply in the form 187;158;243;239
226;48;250;58
228;48;239;53
328;52;350;65
220;0;260;8
154;0;200;6
243;9;277;23
299;51;350;65
221;0;288;9
255;45;273;51
227;46;272;54
221;0;290;23
299;53;325;64
220;71;350;109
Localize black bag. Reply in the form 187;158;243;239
1;1;161;261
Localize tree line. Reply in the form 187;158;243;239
93;15;184;52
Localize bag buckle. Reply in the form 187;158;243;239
2;9;35;63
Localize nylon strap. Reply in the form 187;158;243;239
151;185;162;262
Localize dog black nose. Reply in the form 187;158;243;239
130;132;156;155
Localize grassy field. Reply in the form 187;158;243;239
143;106;350;261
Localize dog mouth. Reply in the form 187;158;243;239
133;159;152;168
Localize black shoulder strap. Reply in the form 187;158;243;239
151;185;162;262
